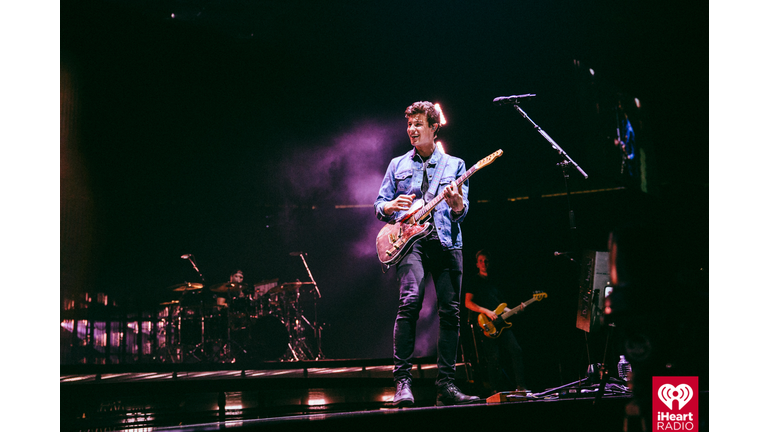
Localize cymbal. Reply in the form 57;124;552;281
168;282;204;292
209;282;246;293
270;282;314;293
160;300;180;306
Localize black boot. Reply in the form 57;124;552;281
393;378;414;407
436;382;480;406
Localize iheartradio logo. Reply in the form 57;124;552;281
658;384;694;409
653;377;698;432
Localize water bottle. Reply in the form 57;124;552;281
617;355;632;381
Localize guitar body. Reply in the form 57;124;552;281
375;150;504;266
478;303;512;339
476;292;548;339
375;200;433;266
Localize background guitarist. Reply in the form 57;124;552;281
374;101;478;407
464;249;528;393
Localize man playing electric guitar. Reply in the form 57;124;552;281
614;102;636;180
374;101;478;407
464;250;528;393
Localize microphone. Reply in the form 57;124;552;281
493;94;536;105
289;251;305;257
181;254;192;259
554;251;575;262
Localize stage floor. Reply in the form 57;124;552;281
59;358;655;432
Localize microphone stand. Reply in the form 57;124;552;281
186;255;205;283
511;103;588;249
509;102;604;396
181;255;208;362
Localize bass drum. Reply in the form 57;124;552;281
234;316;289;361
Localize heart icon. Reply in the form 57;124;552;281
658;383;694;410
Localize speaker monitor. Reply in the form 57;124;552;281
575;250;610;333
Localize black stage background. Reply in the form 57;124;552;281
60;0;708;392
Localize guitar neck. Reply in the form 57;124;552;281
414;164;477;222
500;296;539;320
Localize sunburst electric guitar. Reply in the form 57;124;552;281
375;150;503;266
478;291;548;338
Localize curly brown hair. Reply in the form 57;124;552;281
404;101;441;134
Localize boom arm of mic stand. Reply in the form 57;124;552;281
187;257;205;282
513;104;588;179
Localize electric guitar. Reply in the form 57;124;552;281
477;291;548;338
616;110;629;175
375;150;503;266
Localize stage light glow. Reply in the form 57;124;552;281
225;392;244;411
436;141;445;153
61;320;74;332
380;389;395;402
308;390;328;406
635;98;641;108
589;68;595;76
60;375;93;383
435;103;447;125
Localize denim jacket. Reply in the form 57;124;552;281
374;147;468;250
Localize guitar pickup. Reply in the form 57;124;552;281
386;243;401;256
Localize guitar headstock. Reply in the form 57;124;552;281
475;149;503;170
533;291;548;301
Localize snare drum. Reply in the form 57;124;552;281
229;297;250;317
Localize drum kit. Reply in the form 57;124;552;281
155;254;324;364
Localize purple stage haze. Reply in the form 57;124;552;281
272;117;441;357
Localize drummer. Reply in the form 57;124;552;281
230;269;244;286
214;269;247;308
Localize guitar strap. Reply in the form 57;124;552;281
424;150;450;202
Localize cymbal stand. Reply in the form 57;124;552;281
292;310;317;360
156;289;195;364
153;311;182;363
177;254;209;362
293;252;325;359
281;291;310;361
181;291;207;363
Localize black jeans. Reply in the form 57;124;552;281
393;239;463;386
480;327;526;390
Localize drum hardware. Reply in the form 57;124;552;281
291;252;325;360
253;278;279;296
279;286;322;360
204;282;255;363
174;253;209;362
208;282;246;294
141;251;325;364
155;277;215;363
285;312;318;361
167;282;204;292
269;281;314;293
